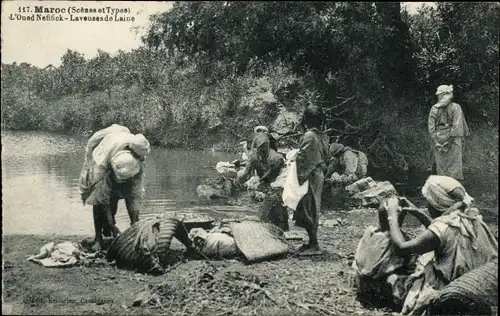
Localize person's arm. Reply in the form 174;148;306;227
449;104;465;138
428;108;438;145
296;132;316;185
261;157;284;183
237;155;256;184
386;197;440;256
325;159;335;179
402;207;433;227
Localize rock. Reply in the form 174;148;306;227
350;181;397;209
132;290;156;307
252;191;266;202
322;219;340;227
215;162;238;179
271;107;301;135
237;169;245;178
196;185;226;199
239;78;278;112
345;177;377;196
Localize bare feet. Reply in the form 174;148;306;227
91;242;102;253
296;244;311;253
298;244;323;256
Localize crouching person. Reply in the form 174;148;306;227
79;124;150;252
326;143;368;186
353;175;498;315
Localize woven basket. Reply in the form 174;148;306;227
106;219;160;272
259;190;289;232
427;258;498;315
155;216;182;266
106;216;181;272
229;220;290;263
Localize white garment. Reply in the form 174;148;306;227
27;241;95;268
282;160;308;211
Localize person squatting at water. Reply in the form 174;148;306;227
353;175;498;315
79;124;151;252
326;142;368;186
236;131;285;186
428;84;470;181
293;105;330;255
236;129;289;230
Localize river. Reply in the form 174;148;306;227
2;130;497;236
1;130;236;235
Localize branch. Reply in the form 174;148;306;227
276;132;302;140
326;117;371;132
325;95;357;111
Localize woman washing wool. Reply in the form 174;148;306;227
79;125;150;252
293;105;330;255
236;131;285;186
354;175;498;315
236;130;288;230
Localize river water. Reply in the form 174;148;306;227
1;130;236;235
2;130;497;236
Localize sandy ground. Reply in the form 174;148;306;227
3;208;498;316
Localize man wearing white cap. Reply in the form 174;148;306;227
428;84;470;181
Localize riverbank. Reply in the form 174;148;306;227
3;207;498;316
0;223;384;316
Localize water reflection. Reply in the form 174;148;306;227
1;130;235;235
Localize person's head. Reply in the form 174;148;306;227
329;143;345;157
421;175;474;218
254;125;269;134
435;84;454;102
253;133;270;159
301;105;325;130
111;150;141;183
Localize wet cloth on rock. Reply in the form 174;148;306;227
189;226;239;258
353;226;408;279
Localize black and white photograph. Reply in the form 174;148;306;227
2;1;498;315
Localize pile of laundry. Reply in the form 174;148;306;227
26;239;110;268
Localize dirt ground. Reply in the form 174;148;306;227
3;208;498;316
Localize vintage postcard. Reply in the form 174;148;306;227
2;1;498;315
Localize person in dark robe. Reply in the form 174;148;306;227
294;105;330;255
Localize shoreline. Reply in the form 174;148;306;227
4;211;497;315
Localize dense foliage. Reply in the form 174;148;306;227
2;2;498;150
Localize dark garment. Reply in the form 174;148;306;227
296;128;330;185
240;149;285;184
294;128;329;230
293;166;325;230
